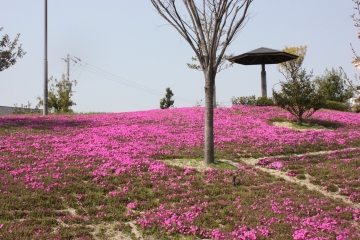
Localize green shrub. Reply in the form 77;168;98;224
323;100;350;112
231;96;274;106
160;87;175;109
273;69;325;125
231;95;256;106
36;75;77;113
314;67;353;103
255;96;275;106
13;102;41;115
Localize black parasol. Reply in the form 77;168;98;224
228;47;298;97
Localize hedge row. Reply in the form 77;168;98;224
231;96;352;112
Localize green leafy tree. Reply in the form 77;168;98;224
0;27;26;72
273;69;325;125
314;68;353;103
37;75;77;113
323;100;351;112
160;87;175;109
278;45;307;79
274;45;325;124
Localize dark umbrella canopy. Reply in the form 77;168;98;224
228;47;298;97
228;47;298;65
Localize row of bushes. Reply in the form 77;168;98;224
231;95;352;112
230;95;275;106
323;100;351;112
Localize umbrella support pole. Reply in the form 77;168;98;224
228;47;299;99
261;63;267;97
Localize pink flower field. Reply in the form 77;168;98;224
0;105;360;239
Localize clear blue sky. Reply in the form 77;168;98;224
1;0;359;113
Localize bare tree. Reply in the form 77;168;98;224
187;54;234;108
150;0;254;164
349;1;360;75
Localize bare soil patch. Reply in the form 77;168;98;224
272;121;333;131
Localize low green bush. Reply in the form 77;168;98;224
255;96;275;106
231;95;256;106
231;95;274;106
323;100;350;112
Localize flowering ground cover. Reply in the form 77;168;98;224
0;106;360;239
258;148;360;204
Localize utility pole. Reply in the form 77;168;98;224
62;54;71;81
62;54;71;100
43;0;48;116
61;54;81;94
62;54;81;83
67;54;70;81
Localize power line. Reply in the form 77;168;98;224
76;63;86;79
70;64;80;75
73;61;197;104
62;54;82;81
79;63;187;98
79;65;196;104
79;65;167;97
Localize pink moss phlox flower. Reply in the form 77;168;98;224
267;161;283;170
211;229;225;239
341;187;349;195
231;225;257;239
108;190;118;196
183;167;195;175
287;171;298;177
293;229;309;240
349;192;360;202
256;226;271;236
127;202;137;209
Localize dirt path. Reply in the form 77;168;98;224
232;154;360;230
234;158;360;209
238;148;359;161
164;147;360;210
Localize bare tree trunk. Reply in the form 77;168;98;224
204;70;215;164
298;118;303;125
213;82;217;108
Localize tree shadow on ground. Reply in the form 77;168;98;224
270;116;344;130
0;116;91;131
306;119;344;129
